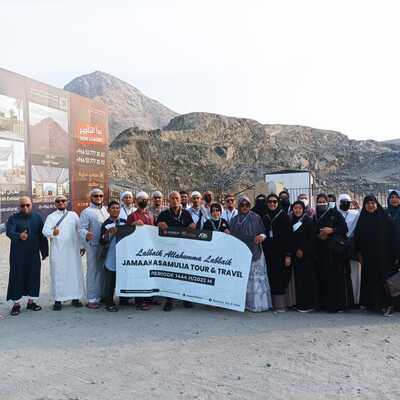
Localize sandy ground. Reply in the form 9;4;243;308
1;236;400;400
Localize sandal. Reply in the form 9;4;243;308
86;302;99;309
11;304;21;316
141;303;152;311
26;302;42;311
106;305;118;312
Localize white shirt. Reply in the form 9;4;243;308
221;208;238;224
119;205;136;220
338;209;360;237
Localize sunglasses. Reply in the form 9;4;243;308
268;200;278;204
240;203;250;208
226;198;234;202
20;204;31;208
55;199;66;203
92;194;104;198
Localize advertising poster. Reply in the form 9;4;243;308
0;68;109;222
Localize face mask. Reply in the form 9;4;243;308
317;204;328;214
329;202;336;209
138;200;148;209
300;199;309;208
339;202;350;212
280;199;290;207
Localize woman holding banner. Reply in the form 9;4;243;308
230;196;272;312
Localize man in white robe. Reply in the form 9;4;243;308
221;193;238;224
79;188;109;309
119;191;136;220
188;191;206;228
43;195;85;310
338;193;361;304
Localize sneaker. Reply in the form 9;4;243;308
10;303;21;316
26;302;42;311
71;299;83;308
383;307;393;317
297;308;314;313
53;301;62;311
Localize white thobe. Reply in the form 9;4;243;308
188;206;208;229
79;204;109;303
43;210;85;301
339;209;361;304
221;208;238;225
119;205;136;220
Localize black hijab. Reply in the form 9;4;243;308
252;194;267;216
290;200;306;223
266;194;281;218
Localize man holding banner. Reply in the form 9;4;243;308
156;191;196;311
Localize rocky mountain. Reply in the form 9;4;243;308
109;112;400;194
64;71;178;141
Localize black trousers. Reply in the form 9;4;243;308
103;268;116;306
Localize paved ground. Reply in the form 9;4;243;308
1;236;399;400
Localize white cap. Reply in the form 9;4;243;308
191;191;201;198
338;193;352;202
152;191;162;198
90;188;103;196
120;191;133;201
136;191;149;200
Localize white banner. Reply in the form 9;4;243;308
116;225;252;312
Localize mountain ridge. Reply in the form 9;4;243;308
64;71;178;141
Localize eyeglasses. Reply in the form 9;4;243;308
92;194;103;198
226;198;234;203
55;199;66;203
20;204;31;208
268;200;278;204
239;203;250;208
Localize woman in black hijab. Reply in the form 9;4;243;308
252;194;267;217
314;193;353;312
354;195;398;316
290;201;319;312
261;193;293;311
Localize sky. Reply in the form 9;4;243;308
2;0;399;141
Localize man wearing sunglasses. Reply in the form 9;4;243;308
6;196;49;316
79;188;109;309
43;195;85;311
221;193;238;224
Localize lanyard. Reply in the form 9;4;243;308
211;219;222;231
169;207;183;224
266;209;283;226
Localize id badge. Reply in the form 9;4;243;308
269;230;274;239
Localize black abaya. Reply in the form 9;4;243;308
354;202;398;312
314;208;353;312
291;214;319;310
261;209;292;296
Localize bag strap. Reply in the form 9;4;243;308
54;211;69;228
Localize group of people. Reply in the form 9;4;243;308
1;187;399;318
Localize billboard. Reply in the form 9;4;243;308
0;68;109;221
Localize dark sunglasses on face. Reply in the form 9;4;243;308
20;204;31;208
55;199;66;203
240;203;250;208
92;194;103;198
